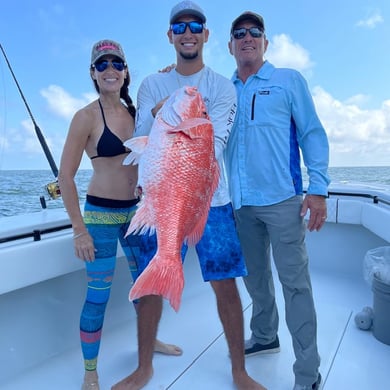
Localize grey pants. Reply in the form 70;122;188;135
235;195;320;385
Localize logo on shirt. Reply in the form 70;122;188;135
227;103;237;128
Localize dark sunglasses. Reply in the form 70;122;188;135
92;60;126;72
232;27;264;40
171;21;204;35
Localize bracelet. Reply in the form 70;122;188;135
73;231;87;239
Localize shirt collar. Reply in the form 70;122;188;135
231;60;274;84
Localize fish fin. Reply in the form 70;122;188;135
125;199;156;237
129;254;184;312
122;136;149;165
186;217;207;246
122;153;137;166
168;118;212;139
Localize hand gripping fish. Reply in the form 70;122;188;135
123;86;219;311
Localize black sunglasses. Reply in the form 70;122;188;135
92;60;126;72
171;21;204;35
232;27;264;40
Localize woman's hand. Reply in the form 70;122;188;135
73;231;96;262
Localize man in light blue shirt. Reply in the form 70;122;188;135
226;11;330;390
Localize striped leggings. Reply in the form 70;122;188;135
80;198;141;371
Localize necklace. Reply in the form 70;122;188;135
175;66;205;89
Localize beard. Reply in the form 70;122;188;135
179;50;199;60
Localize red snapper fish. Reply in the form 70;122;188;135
123;86;219;311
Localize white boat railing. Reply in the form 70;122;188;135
1;184;389;296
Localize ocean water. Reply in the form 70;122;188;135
1;167;390;217
0;170;92;217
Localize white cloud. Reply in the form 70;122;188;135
344;94;371;106
266;34;314;73
40;85;95;120
313;87;390;166
356;11;384;29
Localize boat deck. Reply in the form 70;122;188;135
2;245;389;390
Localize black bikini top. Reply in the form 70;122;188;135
90;100;128;160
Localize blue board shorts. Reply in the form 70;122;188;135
137;203;247;281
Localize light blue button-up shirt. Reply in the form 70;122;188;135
225;61;330;209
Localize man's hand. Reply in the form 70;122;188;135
151;97;169;118
300;194;327;232
159;63;176;73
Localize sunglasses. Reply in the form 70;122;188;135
92;60;126;72
171;21;204;35
232;27;264;40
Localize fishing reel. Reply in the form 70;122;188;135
40;180;61;209
45;180;61;199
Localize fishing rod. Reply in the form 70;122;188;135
0;43;60;200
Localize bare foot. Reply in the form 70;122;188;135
154;339;183;355
82;370;100;390
233;370;267;390
111;367;153;390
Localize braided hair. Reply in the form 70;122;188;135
119;73;136;118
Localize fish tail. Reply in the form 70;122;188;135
129;254;184;312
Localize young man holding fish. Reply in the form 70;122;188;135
112;2;266;390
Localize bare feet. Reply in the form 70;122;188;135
154;339;183;355
82;370;100;390
233;369;267;390
111;367;153;390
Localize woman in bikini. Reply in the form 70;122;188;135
58;39;181;390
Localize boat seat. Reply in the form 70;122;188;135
305;197;390;243
362;203;390;243
328;198;390;243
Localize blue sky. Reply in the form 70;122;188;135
0;0;389;172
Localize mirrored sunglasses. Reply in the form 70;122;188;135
92;60;126;72
171;21;204;35
232;27;264;40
